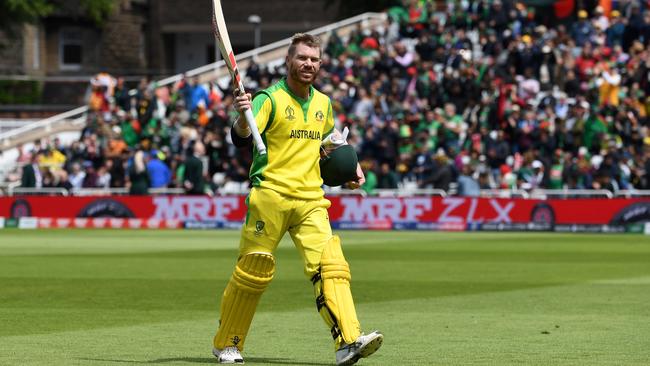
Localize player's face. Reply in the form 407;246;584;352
287;43;321;86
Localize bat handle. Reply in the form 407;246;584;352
237;83;267;155
243;108;266;155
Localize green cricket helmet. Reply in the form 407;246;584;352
319;144;358;187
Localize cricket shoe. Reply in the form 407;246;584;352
335;330;383;366
212;346;244;364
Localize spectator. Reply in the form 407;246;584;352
596;62;621;106
518;159;546;190
21;153;41;188
41;169;57;188
114;77;131;111
146;150;172;188
9;1;650;197
189;77;210;113
477;169;495;190
360;160;378;194
419;152;455;191
15;143;32;164
56;169;73;191
96;163;112;189
68;162;86;190
457;157;481;196
442;103;466;152
38;146;66;172
572;10;595;46
128;150;149;195
376;162;399;189
607;10;625;47
183;141;206;195
82;162;99;188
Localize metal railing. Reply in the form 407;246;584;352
0;181;20;196
614;190;650;198
3;186;367;197
0;12;386;151
0;119;39;134
70;187;128;196
8;187;70;196
529;189;614;199
374;188;447;197
5;186;187;196
0;106;88;149
4;187;649;198
479;189;530;199
323;187;367;196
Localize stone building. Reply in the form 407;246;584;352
153;0;341;74
0;0;147;77
1;0;343;79
0;0;347;110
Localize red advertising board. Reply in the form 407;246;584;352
1;195;649;228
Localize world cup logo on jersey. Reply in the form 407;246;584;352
315;110;324;122
285;106;296;121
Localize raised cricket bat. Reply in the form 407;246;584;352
211;0;267;155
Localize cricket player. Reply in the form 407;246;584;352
212;33;383;365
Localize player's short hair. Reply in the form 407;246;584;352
288;33;321;57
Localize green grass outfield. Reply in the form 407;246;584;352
1;230;649;366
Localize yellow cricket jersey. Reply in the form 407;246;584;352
250;78;334;199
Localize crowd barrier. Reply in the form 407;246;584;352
1;194;650;234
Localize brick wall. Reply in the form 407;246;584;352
0;30;24;74
99;12;146;74
22;25;47;76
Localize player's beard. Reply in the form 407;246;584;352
289;63;317;86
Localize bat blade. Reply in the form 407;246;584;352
211;0;267;155
211;1;237;79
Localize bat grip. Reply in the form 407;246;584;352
238;82;266;155
235;82;266;154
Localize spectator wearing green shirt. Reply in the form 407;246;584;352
360;160;377;195
377;162;400;189
442;103;465;152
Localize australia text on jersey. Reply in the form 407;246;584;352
289;129;321;140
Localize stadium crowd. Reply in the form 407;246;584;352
7;0;650;195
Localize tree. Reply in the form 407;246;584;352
79;0;115;25
0;0;114;42
0;0;55;38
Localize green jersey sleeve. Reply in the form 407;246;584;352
252;93;273;133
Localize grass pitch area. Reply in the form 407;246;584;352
1;230;649;365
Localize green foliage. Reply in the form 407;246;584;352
0;0;114;39
0;80;41;104
0;0;54;37
80;0;115;26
